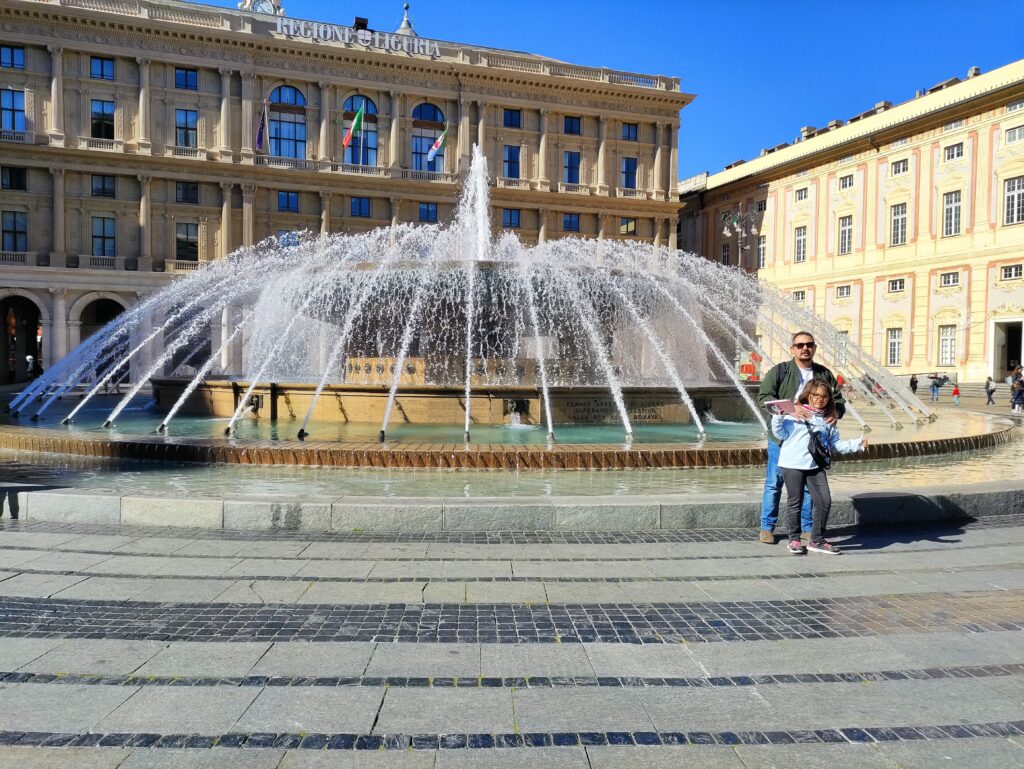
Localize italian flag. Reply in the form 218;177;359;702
342;104;363;150
426;128;448;162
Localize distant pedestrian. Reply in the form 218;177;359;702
909;374;918;396
928;373;941;402
1013;380;1024;415
952;384;961;406
25;354;35;381
985;377;996;406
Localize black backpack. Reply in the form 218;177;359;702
804;422;832;469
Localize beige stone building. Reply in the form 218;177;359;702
0;0;690;382
680;59;1024;383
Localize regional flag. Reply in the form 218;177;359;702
254;102;269;153
342;104;363;150
426;128;447;163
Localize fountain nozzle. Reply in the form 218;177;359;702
297;429;307;441
378;430;386;443
156;423;166;434
102;420;113;428
60;417;71;425
464;430;471;442
546;432;555;443
223;426;232;436
30;414;39;422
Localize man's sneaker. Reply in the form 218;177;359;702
759;530;776;544
807;540;841;555
786;539;806;555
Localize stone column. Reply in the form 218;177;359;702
596;116;608;194
458;98;471;172
218;68;233;160
388;91;403;169
49;288;67;364
669;215;679;250
668;122;679;198
320;191;331;235
538;208;548;244
47;46;64;146
242;184;255;246
49;168;65;263
390;197;401;227
219;183;232;258
219;305;234;371
476;101;487;162
653;122;665;199
136;58;151;154
241;72;256;163
537;108;549;190
319;82;332;162
653;217;664;248
137;175;151;270
598;214;607;240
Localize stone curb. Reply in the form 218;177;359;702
9;480;1024;532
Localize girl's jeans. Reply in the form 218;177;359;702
781;466;831;543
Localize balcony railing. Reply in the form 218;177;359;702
83;255;120;270
82;137;122;151
558;182;591;195
0;129;29;144
496;177;530;189
333;162;393;177
0;251;36;266
616;187;647;199
171;145;203;159
399;169;458;183
255;155;318;170
166;259;202;273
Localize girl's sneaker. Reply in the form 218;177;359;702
807;540;841;555
786;540;806;555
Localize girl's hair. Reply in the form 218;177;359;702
797;379;833;409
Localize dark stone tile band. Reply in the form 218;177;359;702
1;663;1020;689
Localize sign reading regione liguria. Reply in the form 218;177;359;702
273;16;442;58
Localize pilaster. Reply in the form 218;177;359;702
218;68;233;161
47;46;64;146
136;58;151;154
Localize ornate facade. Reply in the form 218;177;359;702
0;0;691;381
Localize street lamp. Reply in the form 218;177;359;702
721;201;758;269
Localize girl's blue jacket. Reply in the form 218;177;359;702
770;412;864;470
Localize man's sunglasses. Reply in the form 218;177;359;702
792;342;816;349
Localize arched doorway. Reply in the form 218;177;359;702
1;296;42;384
80;298;124;342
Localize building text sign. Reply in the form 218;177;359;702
274;17;442;58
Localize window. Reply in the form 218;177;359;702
562;151;580;184
1006;126;1024;145
888;278;905;293
756;235;766;269
621;122;638;141
944;143;963;161
839;174;854;190
411;102;444;172
563;115;581;135
502;109;521;129
1;90;26;132
1008;100;1024;114
175;181;198;204
269;85;307;159
836;285;851;299
90;56;114;80
1005;176;1024;225
756;200;767;213
1001;264;1022;280
91;174;115;198
891;158;908;175
343;95;378;166
90;99;114;140
940;271;959;287
938;325;957;367
890;202;907;245
943;190;961;236
277;190;299;213
792;290;805;302
418;202;437;223
943;119;964;132
620;157;637;189
0;46;25;69
619;217;636;236
795;187;808;201
175;109;198;148
1;211;27;252
891;137;909;149
1;167;26;191
175;222;199;261
175;67;198;91
350;197;370;218
91;216;115;257
563;213;580;232
886;328;902;367
838;215;853;255
502;208;520;229
794;225;807;263
502;145;520;179
720;243;730;266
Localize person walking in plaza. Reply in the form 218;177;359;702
909;374;918;397
1013;379;1024;415
928;373;943;402
985;377;996;406
952;383;961;406
756;331;845;544
770;380;866;555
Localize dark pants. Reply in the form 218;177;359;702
986;390;995;405
781;467;831;543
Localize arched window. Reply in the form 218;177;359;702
411;102;445;172
342;95;378;166
269;85;307;159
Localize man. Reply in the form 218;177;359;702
756;331;845;544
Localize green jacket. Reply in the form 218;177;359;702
757;360;846;444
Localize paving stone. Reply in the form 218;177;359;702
586;745;747;768
85;555;173;575
111;537;195;555
366;643;481;677
635;687;775;731
0;747;132;769
212;579;314;604
0;572;87;597
95;687;260;733
279;751;439;768
132;578;236;603
873;737;1024;769
512;688;654;732
133;642;272;677
0;548;50;568
21;639;166;675
294;560;375;578
480;643;594;678
221;558;307;577
119;748;287;768
437;747;590;768
0;637;63;670
0;683;136;732
466;581;546;604
440;560;513;578
150;557;240;577
250;642;375;677
687;636;918;677
51;576;158;601
582;643;702;678
733;743;897;769
234;687;385;733
373;687;515;733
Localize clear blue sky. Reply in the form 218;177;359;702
219;0;1023;180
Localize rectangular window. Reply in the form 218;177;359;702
839;174;854;190
175;222;199;261
838;214;853;255
502;145;520;179
621;122;638;141
792;290;805;302
944;119;964;132
277;191;299;212
563;115;581;135
91;216;115;257
502;208;520;229
795;187;808;201
756;235;766;269
0;46;25;69
502;109;521;128
891;137;909;148
1005;176;1024;225
720;243;730;265
418;202;437;223
562;151;580;184
1008;100;1024;114
943;190;962;236
90;99;114;139
836;285;851;299
890;202;907;245
886;327;902;367
1;211;27;252
563;213;580;232
940;271;960;287
944;142;963;161
1001;264;1023;280
794;225;807;263
888;278;905;293
756;200;767;213
619;217;636;236
350;196;370;218
1;166;26;191
175;109;198;148
891;158;908;175
175;67;198;91
0;90;26;132
175;181;198;204
90;56;114;80
938;325;957;367
91;174;115;198
1006;126;1024;144
620;157;637;189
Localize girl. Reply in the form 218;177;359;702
770;380;867;555
952;384;961;406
